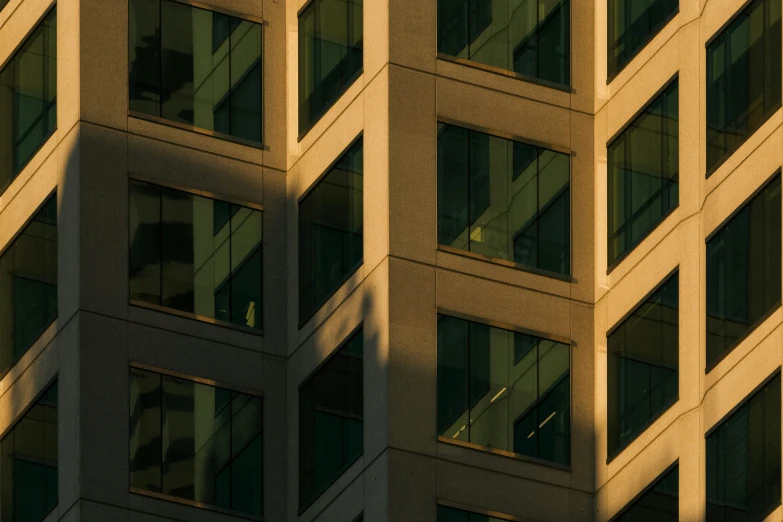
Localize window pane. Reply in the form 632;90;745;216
437;123;571;277
0;9;56;195
706;0;781;173
0;381;58;522
129;368;263;516
299;328;363;509
438;0;570;85
608;80;678;266
129;0;161;115
706;174;781;369
129;181;263;330
437;314;570;464
437;504;511;522
608;271;678;457
298;139;363;324
612;464;679;521
706;373;781;521
298;0;363;134
0;195;57;380
607;0;677;78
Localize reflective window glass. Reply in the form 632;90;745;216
438;123;570;277
298;138;363;325
0;381;58;522
129;0;262;143
129;368;263;516
129;180;263;331
0;9;56;196
611;464;679;522
607;0;678;78
0;195;57;380
438;504;512;522
706;373;781;522
298;0;363;135
437;0;570;86
706;0;781;173
437;314;570;465
706;173;781;369
608;79;678;267
299;328;363;510
607;271;678;457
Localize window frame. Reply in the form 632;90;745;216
437;500;521;521
127;0;265;149
435;309;574;470
127;174;264;335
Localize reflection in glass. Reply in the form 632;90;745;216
706;373;781;522
438;123;570;276
607;271;678;457
438;504;509;522
129;0;262;143
706;0;781;173
298;0;363;134
0;382;58;522
0;9;57;195
706;174;781;369
437;0;569;85
0;195;57;380
299;328;363;509
611;465;678;522
298;139;363;325
437;315;570;465
608;79;678;267
607;0;678;78
129;180;263;330
129;368;263;516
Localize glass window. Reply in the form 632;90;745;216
129;180;263;331
298;0;363;135
0;0;8;12
437;0;570;86
299;328;363;510
607;0;678;79
129;0;263;144
0;195;57;381
706;173;781;370
437;314;570;465
0;381;58;522
0;8;57;196
438;505;511;522
610;464;678;522
608;79;678;267
129;367;263;516
706;0;781;174
607;271;678;457
706;373;781;522
298;138;363;325
438;123;570;277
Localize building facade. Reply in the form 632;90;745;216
0;0;781;520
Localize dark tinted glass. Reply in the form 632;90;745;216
608;272;678;456
611;465;678;522
607;0;678;78
437;315;570;465
0;0;8;12
298;139;363;325
438;123;570;276
438;0;570;86
299;329;363;510
129;368;263;516
706;174;781;369
706;0;781;173
129;0;262;143
0;195;57;380
438;505;510;522
0;382;58;522
608;79;678;267
129;180;263;330
0;9;56;196
298;0;363;135
706;373;781;522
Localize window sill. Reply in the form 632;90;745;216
606;203;679;275
130;488;263;522
605;395;679;464
129;299;263;336
705;301;782;374
128;111;267;151
298;260;363;329
438;245;574;283
436;54;574;94
297;67;364;142
437;436;571;472
297;453;364;516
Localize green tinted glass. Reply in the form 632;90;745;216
611;465;678;521
438;505;511;522
607;0;678;78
